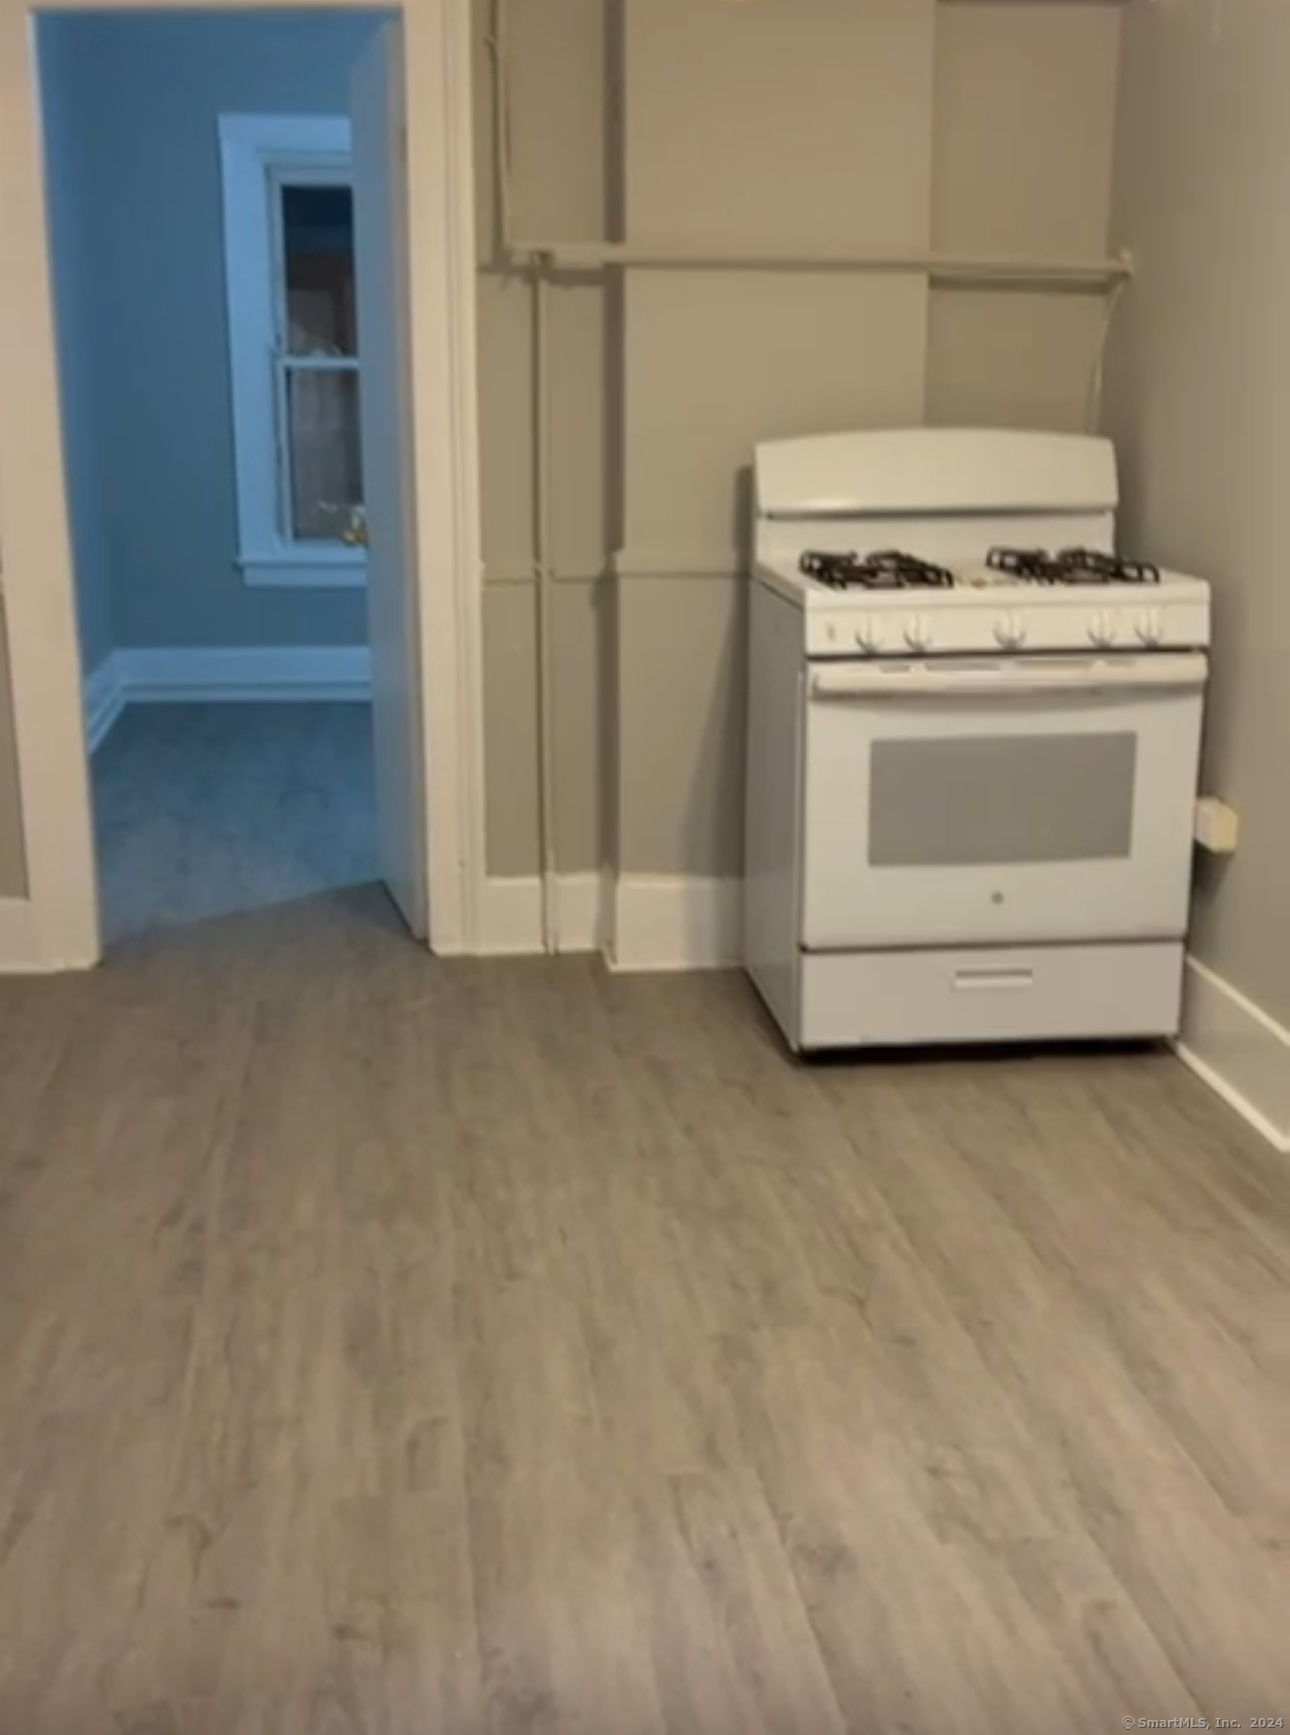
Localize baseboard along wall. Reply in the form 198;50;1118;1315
84;645;372;751
476;873;742;972
1175;957;1290;1155
0;899;46;972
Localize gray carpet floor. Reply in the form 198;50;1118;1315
93;701;379;944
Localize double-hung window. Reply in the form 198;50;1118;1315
219;114;366;589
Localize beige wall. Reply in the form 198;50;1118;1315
476;0;1123;881
617;0;935;875
0;603;28;897
1103;0;1290;1029
929;0;1119;432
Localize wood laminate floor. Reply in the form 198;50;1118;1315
1;888;1287;1734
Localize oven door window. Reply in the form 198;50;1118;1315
800;683;1204;952
869;733;1138;867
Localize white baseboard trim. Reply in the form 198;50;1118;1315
83;646;372;742
608;874;743;974
83;656;126;753
474;872;742;969
475;874;603;956
0;897;47;972
1175;957;1290;1155
120;645;371;703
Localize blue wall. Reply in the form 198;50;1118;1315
39;10;383;657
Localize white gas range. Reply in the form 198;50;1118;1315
744;428;1211;1053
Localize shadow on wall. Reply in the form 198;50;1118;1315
684;577;749;882
733;463;755;576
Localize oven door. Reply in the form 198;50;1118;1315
801;653;1207;951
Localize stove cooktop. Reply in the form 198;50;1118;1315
800;550;954;591
799;547;1163;592
985;547;1162;586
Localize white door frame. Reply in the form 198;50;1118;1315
0;0;485;968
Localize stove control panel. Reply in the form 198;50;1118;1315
1135;609;1165;646
1088;611;1120;648
800;592;1211;658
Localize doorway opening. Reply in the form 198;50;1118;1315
36;7;426;951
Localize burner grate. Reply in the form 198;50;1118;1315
987;547;1161;586
801;550;954;591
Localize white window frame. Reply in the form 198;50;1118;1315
218;112;366;590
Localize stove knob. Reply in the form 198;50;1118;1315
853;618;881;655
1136;608;1164;647
994;611;1026;650
904;615;933;653
1088;611;1119;648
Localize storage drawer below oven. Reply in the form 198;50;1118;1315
798;942;1184;1050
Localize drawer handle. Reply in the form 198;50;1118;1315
954;969;1035;993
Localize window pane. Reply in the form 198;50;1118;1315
868;733;1138;867
281;184;356;356
286;368;363;542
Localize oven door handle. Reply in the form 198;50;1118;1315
809;654;1209;702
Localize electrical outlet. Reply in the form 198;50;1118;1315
1195;797;1239;855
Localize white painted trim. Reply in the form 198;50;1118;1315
116;645;370;703
473;874;742;968
407;0;486;956
598;863;616;956
475;877;541;956
560;873;605;954
218;112;355;572
608;875;743;974
475;874;603;957
82;647;369;747
4;0;483;970
0;891;97;974
0;898;46;973
240;556;367;591
0;11;100;970
83;654;125;753
1174;958;1290;1155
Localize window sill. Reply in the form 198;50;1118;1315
239;554;367;591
